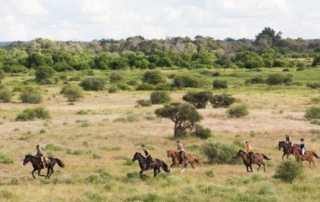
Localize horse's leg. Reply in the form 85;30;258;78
246;165;250;172
48;168;54;179
153;168;157;177
139;170;144;177
257;163;261;171
282;153;285;161
38;169;45;177
32;168;37;179
262;162;266;172
190;162;195;169
250;165;253;172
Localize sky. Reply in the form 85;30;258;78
0;0;319;41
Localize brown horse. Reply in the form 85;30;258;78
166;150;200;169
237;150;271;172
292;145;319;168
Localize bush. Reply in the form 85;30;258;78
61;85;83;102
0;87;12;102
193;124;211;139
20;88;42;104
172;75;202;88
136;83;155;91
210;94;236;108
0;69;5;80
202;142;239;164
108;86;118;93
0;153;13;164
136;99;152;107
142;70;165;85
212;80;228;89
35;66;55;84
182;91;212;109
274;161;303;183
266;74;292;85
312;55;320;66
306;82;320;89
117;83;131;91
305;107;320;120
245;77;265;85
80;77;105;91
109;72;123;83
227;104;249;118
16;107;50;121
150;91;171;104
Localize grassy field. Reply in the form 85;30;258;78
0;67;320;201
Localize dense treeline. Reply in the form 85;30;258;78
0;27;319;73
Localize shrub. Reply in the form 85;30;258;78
212;80;228;89
193;124;211;139
150;91;171;104
312;55;320;66
142;70;165;85
16;107;50;121
136;83;155;91
274;161;303;183
108;86;118;93
0;69;5;80
20;88;42;104
172;75;202;88
117;83;131;91
0;87;12;102
35;66;55;84
305;107;320;120
80;77;105;91
227;104;249;118
109;72;123;83
0;153;14;164
182;91;212;109
136;99;152;107
61;85;83;102
266;74;292;85
245;77;265;85
202;142;238;164
306;82;320;89
210;94;236;108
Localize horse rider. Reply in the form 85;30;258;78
35;145;46;168
285;134;293;148
244;141;254;162
142;144;153;169
176;140;185;164
300;138;306;159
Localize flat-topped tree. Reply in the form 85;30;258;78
155;102;202;137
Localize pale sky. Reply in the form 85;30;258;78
0;0;319;41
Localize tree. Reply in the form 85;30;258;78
255;27;282;48
142;70;165;85
35;66;55;84
61;85;83;102
155;103;202;137
182;91;212;109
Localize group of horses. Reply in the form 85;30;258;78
22;141;319;179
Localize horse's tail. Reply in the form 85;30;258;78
194;157;201;165
262;154;271;160
312;152;319;159
55;158;65;168
160;160;171;173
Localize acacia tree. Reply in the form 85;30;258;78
182;91;212;109
155;102;202;137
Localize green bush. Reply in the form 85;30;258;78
213;80;228;89
0;87;12;102
35;66;55;84
227;104;249;118
305;106;320;119
150;91;171;104
136;83;155;91
20;88;42;104
172;75;202;88
306;82;320;89
193;124;211;139
245;76;265;85
202;142;239;164
108;86;118;93
0;153;13;164
16;107;50;121
136;99;152;107
80;77;105;91
117;83;131;91
312;55;320;66
61;85;83;102
274;161;303;183
266;74;292;85
142;70;165;85
109;72;123;83
210;94;236;108
0;69;5;80
182;91;212;109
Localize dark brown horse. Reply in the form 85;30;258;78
132;152;171;177
237;150;271;172
292;145;319;167
278;141;299;160
166;150;200;169
23;154;64;179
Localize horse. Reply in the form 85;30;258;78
166;150;200;169
237;150;271;172
292;145;319;168
132;152;171;177
278;141;299;160
23;154;64;179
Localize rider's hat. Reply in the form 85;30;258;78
141;144;146;148
301;138;304;141
176;139;180;143
36;145;40;148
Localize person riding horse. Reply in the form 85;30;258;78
35;145;46;168
285;134;293;148
300;138;306;159
244;141;254;162
176;140;185;164
142;144;153;169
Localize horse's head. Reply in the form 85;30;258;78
237;150;246;157
23;155;31;166
166;150;174;158
132;152;140;162
278;141;284;150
